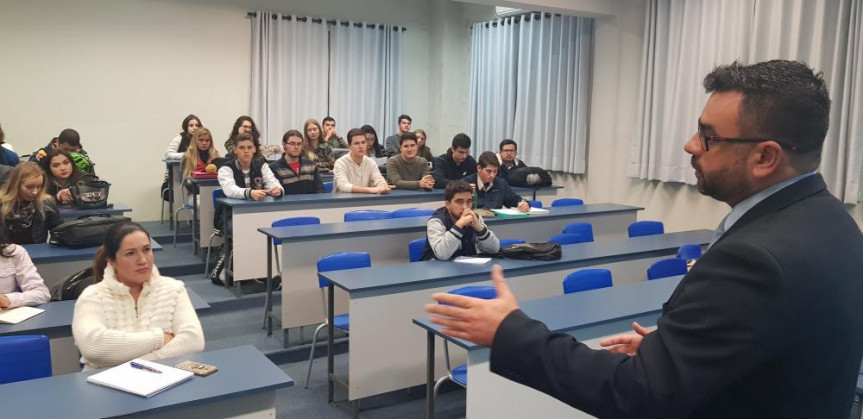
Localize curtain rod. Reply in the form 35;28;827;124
472;12;563;29
246;12;407;31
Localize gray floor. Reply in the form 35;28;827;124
139;221;468;418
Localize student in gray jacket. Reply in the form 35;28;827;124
420;180;500;260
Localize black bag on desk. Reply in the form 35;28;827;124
50;267;96;301
50;214;132;249
507;167;552;188
497;242;561;261
72;179;110;209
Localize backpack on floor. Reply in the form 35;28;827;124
50;267;97;301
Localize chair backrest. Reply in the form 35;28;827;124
676;243;703;261
409;238;427;262
212;188;225;205
391;208;435;219
317;251;372;288
0;335;52;384
548;233;587;245
647;258;688;280
562;222;594;242
272;217;321;246
446;285;497;301
323;181;333;193
628;220;665;237
344;210;392;222
527;200;543;208
499;238;526;247
551;198;584;207
563;269;613;294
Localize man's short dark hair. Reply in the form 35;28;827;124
451;133;471;150
322;116;335;125
398;114;412;124
58;129;81;147
235;132;255;146
399;132;418;146
703;60;830;169
282;130;303;143
499;139;517;151
445;180;473;202
477;151;500;168
346;128;365;145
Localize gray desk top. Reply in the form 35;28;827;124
413;276;683;350
192;174;334;188
0;345;293;418
218;185;562;209
322;230;710;295
25;238;163;264
59;203;132;219
0;289;210;336
164;159;181;166
258;203;642;241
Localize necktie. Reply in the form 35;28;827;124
707;215;729;249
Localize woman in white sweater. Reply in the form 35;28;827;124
72;222;204;370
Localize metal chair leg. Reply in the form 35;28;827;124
305;322;327;389
433;376;451;405
204;233;217;276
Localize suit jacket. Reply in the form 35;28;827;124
490;174;863;418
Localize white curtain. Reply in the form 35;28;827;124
250;12;329;145
469;14;592;173
329;22;403;136
630;0;863;204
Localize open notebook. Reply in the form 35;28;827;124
87;359;194;398
0;306;44;324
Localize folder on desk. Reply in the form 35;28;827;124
0;306;44;324
87;359;194;398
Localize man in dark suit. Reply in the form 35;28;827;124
426;60;863;418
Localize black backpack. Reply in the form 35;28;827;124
497;242;562;261
507;167;552;188
50;267;97;301
50;214;131;249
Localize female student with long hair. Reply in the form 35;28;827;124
181;127;219;180
0;231;50;309
303;118;335;172
414;129;434;161
0;162;63;244
165;114;201;160
361;125;386;158
225;116;262;156
72;222;205;370
38;148;97;206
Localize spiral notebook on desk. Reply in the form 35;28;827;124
87;359;194;398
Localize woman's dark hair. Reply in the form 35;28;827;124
229;116;261;142
93;222;151;280
38;148;85;195
178;114;202;154
360;125;384;157
182;114;201;135
0;123;5;144
0;229;14;258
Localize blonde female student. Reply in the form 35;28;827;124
72;222;204;370
39;148;97;206
303;118;335;172
0;162;63;245
0;232;50;309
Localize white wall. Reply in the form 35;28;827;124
0;0;494;221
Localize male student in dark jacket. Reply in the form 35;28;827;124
432;133;477;189
496;139;527;180
269;129;325;194
426;60;863;418
462;151;529;212
420;180;500;260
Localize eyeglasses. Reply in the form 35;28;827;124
500;148;516;153
697;125;797;152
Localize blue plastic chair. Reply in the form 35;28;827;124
0;335;52;384
563;269;613;294
548;233;587;245
551;198;584;207
391;208;435;219
433;286;497;403
344;210;392;222
409;238;427;262
527;200;543;208
562;222;594;242
205;188;227;276
628;221;665;238
306;251;372;388
647;258;688;280
676;244;703;261
323;181;333;193
499;238;526;247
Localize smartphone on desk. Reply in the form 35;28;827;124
175;361;218;376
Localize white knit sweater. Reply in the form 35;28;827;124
72;265;205;371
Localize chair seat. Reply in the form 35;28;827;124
333;313;350;331
451;364;467;386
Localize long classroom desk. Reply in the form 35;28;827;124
414;275;683;419
0;289;210;375
25;239;163;290
59;202;133;220
0;345;293;419
320;230;712;410
221;185;560;286
258;203;641;345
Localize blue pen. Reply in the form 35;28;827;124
130;362;162;374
